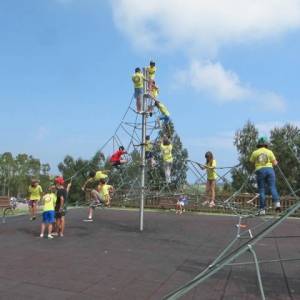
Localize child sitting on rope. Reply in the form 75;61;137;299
160;137;173;184
110;146;128;167
200;151;217;208
98;179;114;207
176;194;188;215
132;67;146;113
145;135;156;168
250;136;281;216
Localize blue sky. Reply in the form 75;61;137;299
1;0;300;174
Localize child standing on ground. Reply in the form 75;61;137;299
98;179;114;207
201;151;217;208
54;176;67;237
27;179;43;221
176;195;188;215
160;137;173;184
40;186;57;239
250;136;281;216
132;67;145;113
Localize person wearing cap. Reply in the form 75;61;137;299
132;67;145;113
40;186;57;239
160;137;173;184
250;136;281;215
81;170;109;191
27;179;43;221
201;151;217;208
53;176;67;237
110;146;127;167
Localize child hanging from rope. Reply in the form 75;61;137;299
132;67;145;113
98;179;114;207
176;194;188;215
250;136;281;216
40;186;56;239
110;146;128;167
160;137;173;184
201;151;217;208
154;100;171;137
82;170;109;190
145;135;156;168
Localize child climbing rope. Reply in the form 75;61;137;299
201;151;217;208
145;135;156;168
98;179;114;207
27;179;43;221
132;67;145;113
82;170;109;190
160;137;173;184
250;136;281;216
154;100;171;137
40;186;56;239
110;146;128;167
176;194;188;215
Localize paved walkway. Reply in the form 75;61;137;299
0;208;300;299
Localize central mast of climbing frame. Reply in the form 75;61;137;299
139;67;147;231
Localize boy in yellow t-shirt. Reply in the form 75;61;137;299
201;152;217;208
250;136;281;215
40;186;57;239
27;179;43;221
98;179;114;207
147;61;156;92
132;67;145;113
160;137;173;184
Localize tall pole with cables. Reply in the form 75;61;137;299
139;67;147;231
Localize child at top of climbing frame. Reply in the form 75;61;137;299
147;61;156;92
145;135;156;168
160;137;173;184
132;67;145;113
176;194;188;215
110;146;128;167
98;179;114;207
250;136;281;216
201;151;217;208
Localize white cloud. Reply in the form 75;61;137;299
256;121;300;136
176;60;286;111
111;0;300;54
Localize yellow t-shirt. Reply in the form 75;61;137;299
28;185;43;201
161;144;173;162
42;193;57;212
206;159;217;180
158;103;170;117
145;140;153;152
147;65;156;80
151;86;159;98
250;147;276;171
98;184;112;200
94;171;108;181
132;72;144;88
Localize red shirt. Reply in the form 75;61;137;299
110;150;126;162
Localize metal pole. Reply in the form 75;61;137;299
139;67;147;232
248;245;266;300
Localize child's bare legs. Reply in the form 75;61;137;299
136;95;142;112
29;201;37;219
40;223;46;236
59;217;65;236
164;163;171;183
207;180;216;207
48;223;53;235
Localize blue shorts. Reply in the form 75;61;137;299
145;151;153;159
159;115;170;124
134;88;143;98
42;211;55;224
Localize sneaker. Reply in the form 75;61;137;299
30;216;36;221
209;202;216;208
275;207;281;213
257;209;266;216
202;200;209;206
51;232;59;236
40;234;44;238
59;233;64;237
47;235;54;239
83;218;93;222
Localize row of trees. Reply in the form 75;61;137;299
2;121;299;202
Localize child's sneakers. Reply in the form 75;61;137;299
256;209;266;216
47;234;54;239
40;234;44;238
275;202;281;213
209;202;216;208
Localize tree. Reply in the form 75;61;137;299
232;121;258;191
270;123;300;195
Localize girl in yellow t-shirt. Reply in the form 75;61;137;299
27;179;43;221
201;151;217;208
